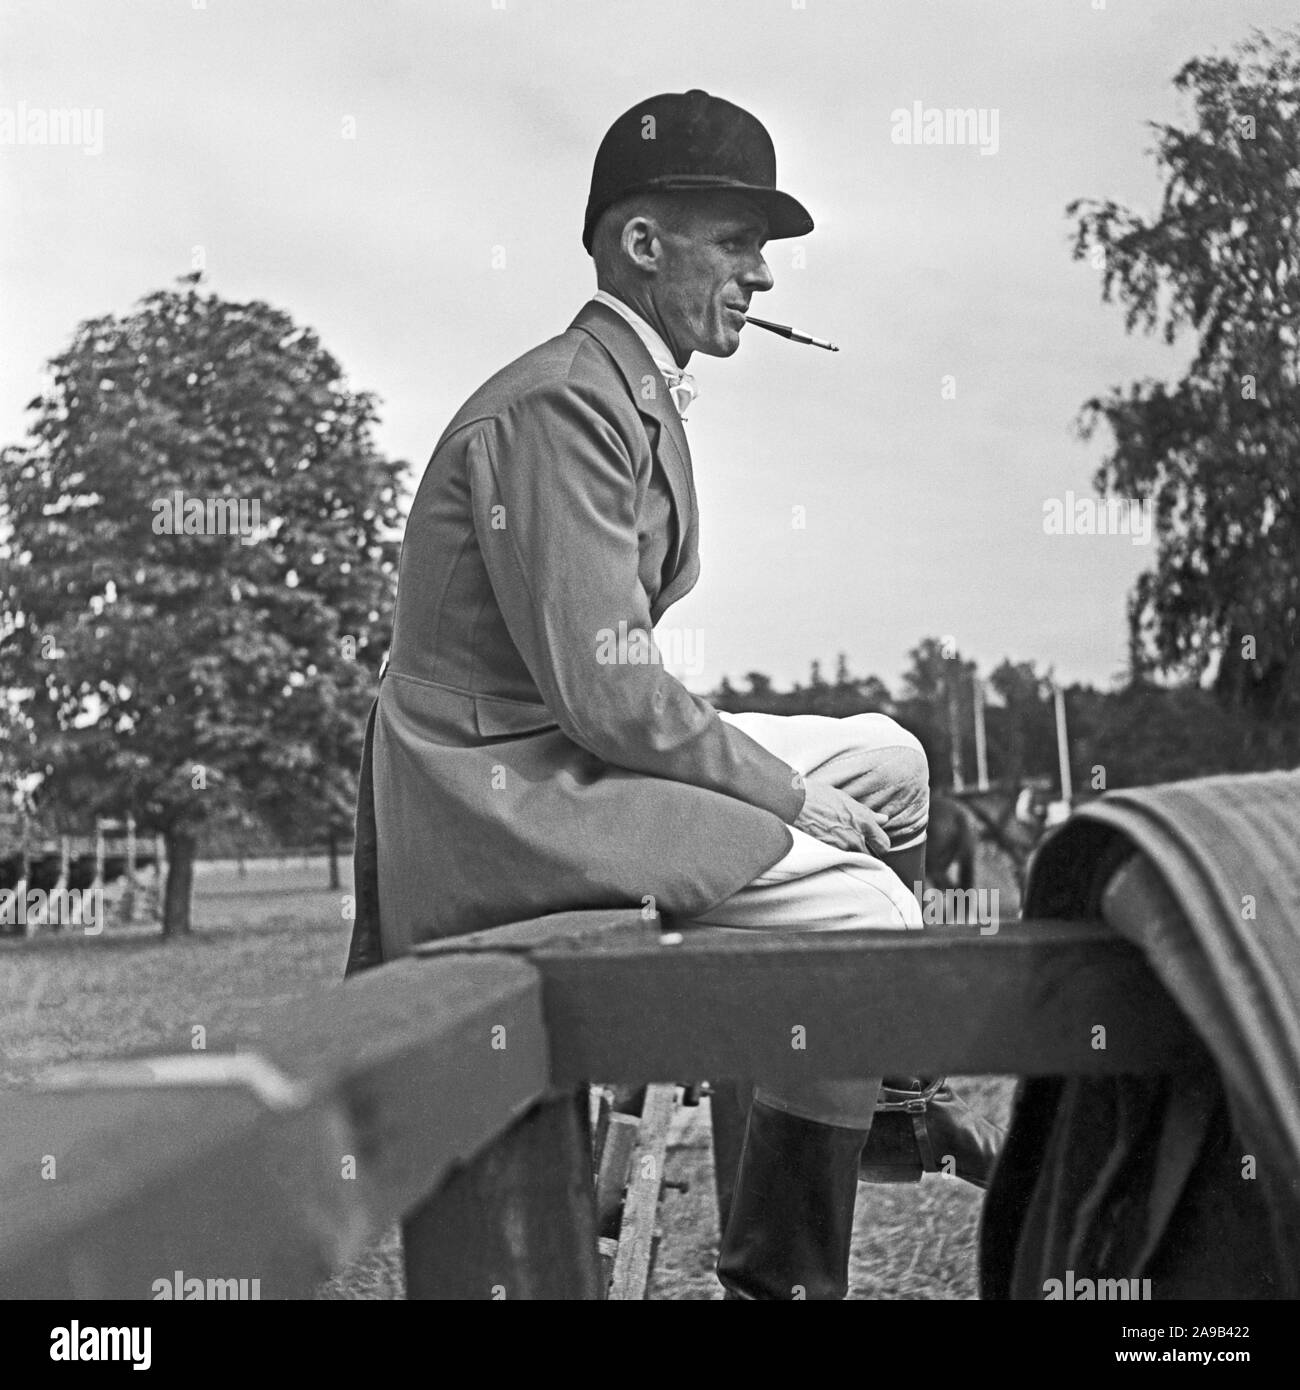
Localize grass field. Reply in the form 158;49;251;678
0;846;1019;1300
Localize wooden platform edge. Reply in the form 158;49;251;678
0;953;550;1298
535;918;1209;1083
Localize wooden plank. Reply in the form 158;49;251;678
0;1088;354;1299
608;1083;678;1301
402;1088;602;1301
413;907;660;957
536;919;1208;1084
0;954;549;1298
598;1236;618;1290
589;1085;612;1167
594;1112;640;1236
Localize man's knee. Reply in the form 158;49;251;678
844;714;930;842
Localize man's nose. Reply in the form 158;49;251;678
741;253;774;292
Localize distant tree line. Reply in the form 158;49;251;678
712;640;1298;796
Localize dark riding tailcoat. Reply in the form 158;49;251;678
351;299;802;965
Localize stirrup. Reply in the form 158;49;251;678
874;1076;946;1114
862;1076;1005;1188
873;1077;946;1172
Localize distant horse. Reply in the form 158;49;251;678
950;782;1054;896
925;794;976;890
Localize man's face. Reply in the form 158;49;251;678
653;193;774;363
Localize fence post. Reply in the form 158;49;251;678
149;834;166;921
122;814;137;924
93;819;106;893
402;1087;603;1300
18;811;30;891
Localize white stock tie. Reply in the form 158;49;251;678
661;367;697;420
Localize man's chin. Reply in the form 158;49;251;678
696;333;742;358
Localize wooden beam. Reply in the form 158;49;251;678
412;907;659;957
402;1088;602;1301
535;919;1208;1084
0;955;548;1298
252;954;552;1224
0;910;1211;1301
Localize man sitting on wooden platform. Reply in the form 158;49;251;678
351;89;998;1301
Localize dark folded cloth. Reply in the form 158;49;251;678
981;771;1300;1301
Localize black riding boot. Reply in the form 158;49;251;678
859;1077;1005;1188
717;1098;869;1301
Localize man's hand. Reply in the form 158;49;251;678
793;779;891;856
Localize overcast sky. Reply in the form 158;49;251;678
3;0;1292;696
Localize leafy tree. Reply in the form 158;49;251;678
743;671;773;698
853;675;894;712
897;637;978;787
986;658;1057;786
0;275;404;933
1069;26;1300;738
898;637;954;707
1076;682;1262;788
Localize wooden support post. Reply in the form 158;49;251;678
17;814;31;940
122;814;137;924
973;676;989;792
608;1083;677;1300
149;834;165;920
589;1085;612;1165
947;670;965;793
401;1087;603;1301
18;811;29;895
93;819;105;893
594;1112;641;1237
1054;684;1073;802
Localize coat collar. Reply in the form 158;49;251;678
568;301;698;602
569;298;693;465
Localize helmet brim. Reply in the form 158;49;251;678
583;179;814;253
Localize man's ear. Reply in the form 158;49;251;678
620;215;663;275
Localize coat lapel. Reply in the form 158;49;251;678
569;300;697;597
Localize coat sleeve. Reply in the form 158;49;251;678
466;379;806;824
